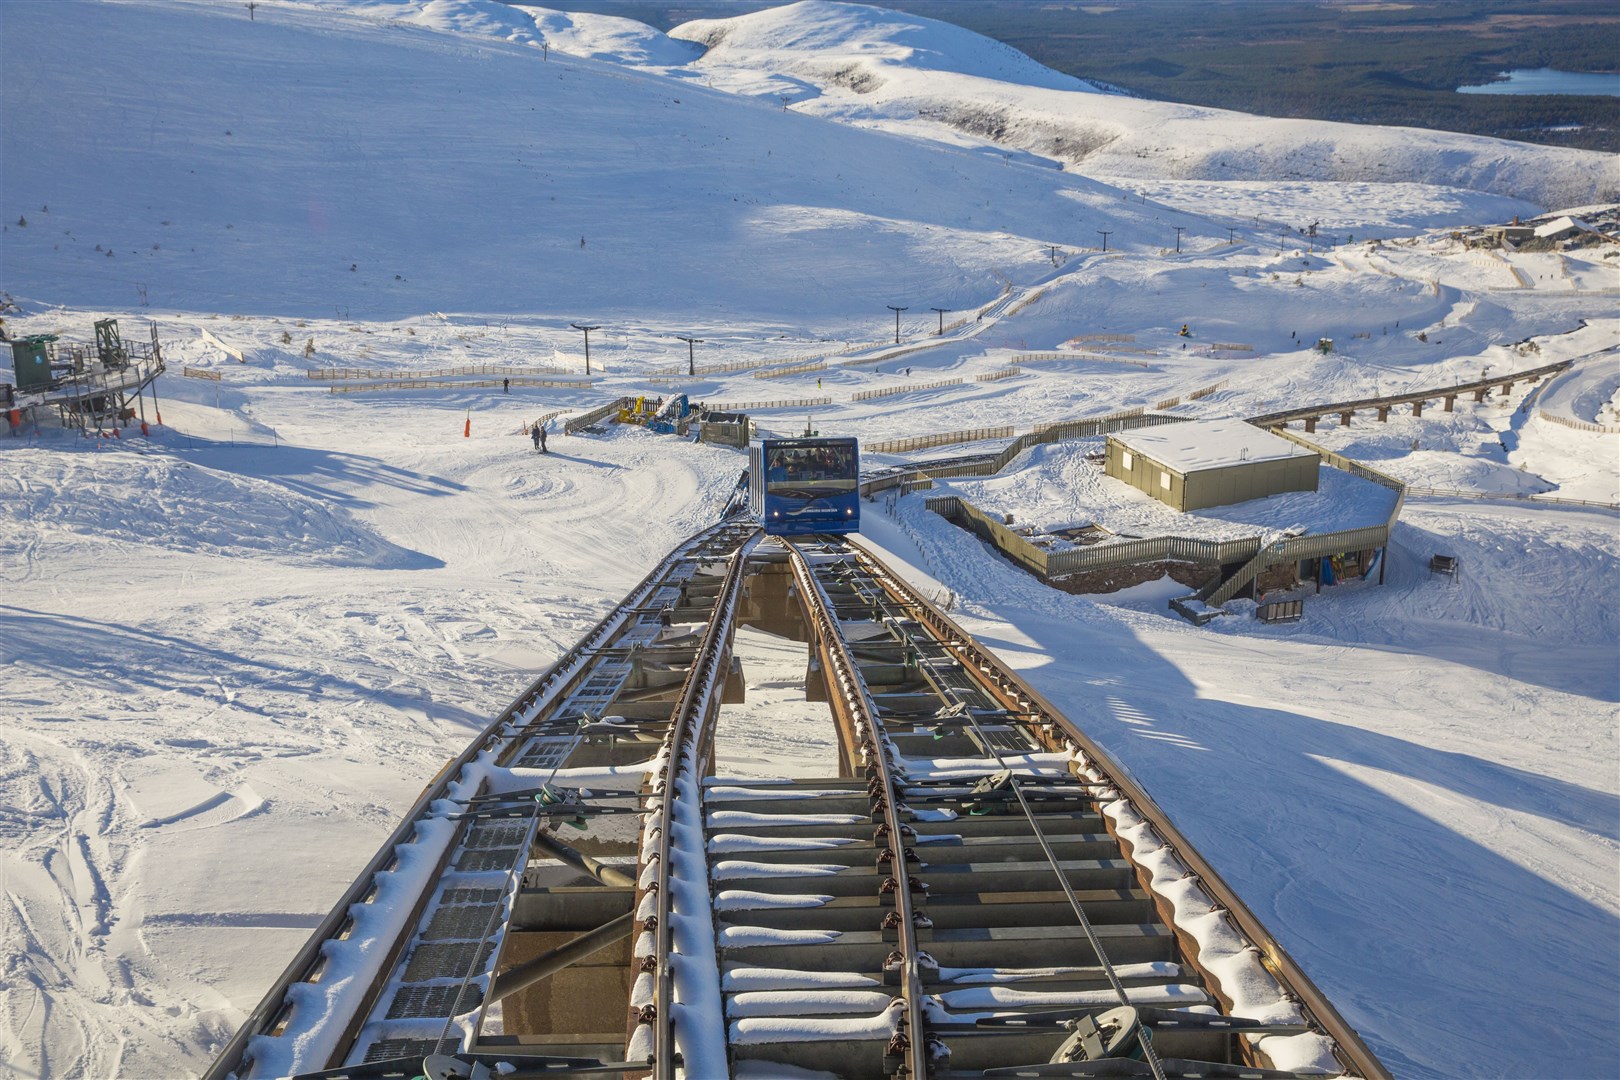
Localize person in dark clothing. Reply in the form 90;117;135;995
503;377;510;393
539;424;548;453
531;423;541;451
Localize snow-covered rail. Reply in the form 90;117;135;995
699;536;1390;1079
209;524;1386;1080
206;519;760;1080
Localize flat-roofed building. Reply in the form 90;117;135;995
1106;418;1319;512
1533;216;1591;242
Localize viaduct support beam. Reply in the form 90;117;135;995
1444;395;1456;412
489;912;635;1003
1474;388;1487;402
1339;411;1353;426
1304;416;1317;433
1376;406;1389;422
1412;401;1424;418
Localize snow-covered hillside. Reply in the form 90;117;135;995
668;1;1619;210
2;0;1216;325
2;3;1616;1079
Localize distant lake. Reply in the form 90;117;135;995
1457;69;1620;97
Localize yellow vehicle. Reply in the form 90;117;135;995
616;395;659;425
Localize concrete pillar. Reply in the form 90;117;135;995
1412;401;1423;417
1339;410;1353;426
1376;406;1390;422
1501;380;1514;396
1304;416;1317;433
1474;388;1487;402
1444;395;1456;412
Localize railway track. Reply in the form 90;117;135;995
208;523;1387;1080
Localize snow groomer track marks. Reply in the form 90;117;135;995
208;523;1388;1080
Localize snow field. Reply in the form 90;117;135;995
1;2;1616;1078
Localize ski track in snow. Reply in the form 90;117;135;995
0;2;1616;1078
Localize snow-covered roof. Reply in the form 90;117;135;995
1534;216;1591;238
1109;419;1317;475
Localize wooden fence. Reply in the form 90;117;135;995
861;409;1188;487
900;420;1409;611
183;366;222;382
851;378;963;402
514;409;567;436
1012;351;1155;370
308;363;580;381
753;360;828;379
1538;409;1620;435
1405;485;1618;510
1003;286;1049;317
925;494;1399;584
651;342;873;378
1154;379;1229;411
703;397;831;413
867;427;1014;454
977;367;1023;382
329;376;592;394
564;397;633;435
837;339;949;369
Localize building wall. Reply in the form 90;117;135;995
1183;454;1319;510
1105;437;1186;510
1105;435;1319;511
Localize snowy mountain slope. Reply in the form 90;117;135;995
2;0;1207;324
1;2;1616;1079
668;1;1618;209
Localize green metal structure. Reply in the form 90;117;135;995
95;319;126;367
11;335;57;391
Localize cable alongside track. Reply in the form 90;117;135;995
209;524;1387;1080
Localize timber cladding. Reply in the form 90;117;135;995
1105;431;1320;512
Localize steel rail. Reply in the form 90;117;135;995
649;527;760;1080
951;705;1169;1080
847;535;1390;1080
785;538;932;1080
205;519;750;1080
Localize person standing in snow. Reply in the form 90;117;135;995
503;377;510;394
531;423;542;452
539;424;548;453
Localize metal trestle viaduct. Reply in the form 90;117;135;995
207;520;1387;1080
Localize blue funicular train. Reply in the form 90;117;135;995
748;436;860;536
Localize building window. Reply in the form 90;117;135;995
1160;471;1171;490
1121;451;1133;470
